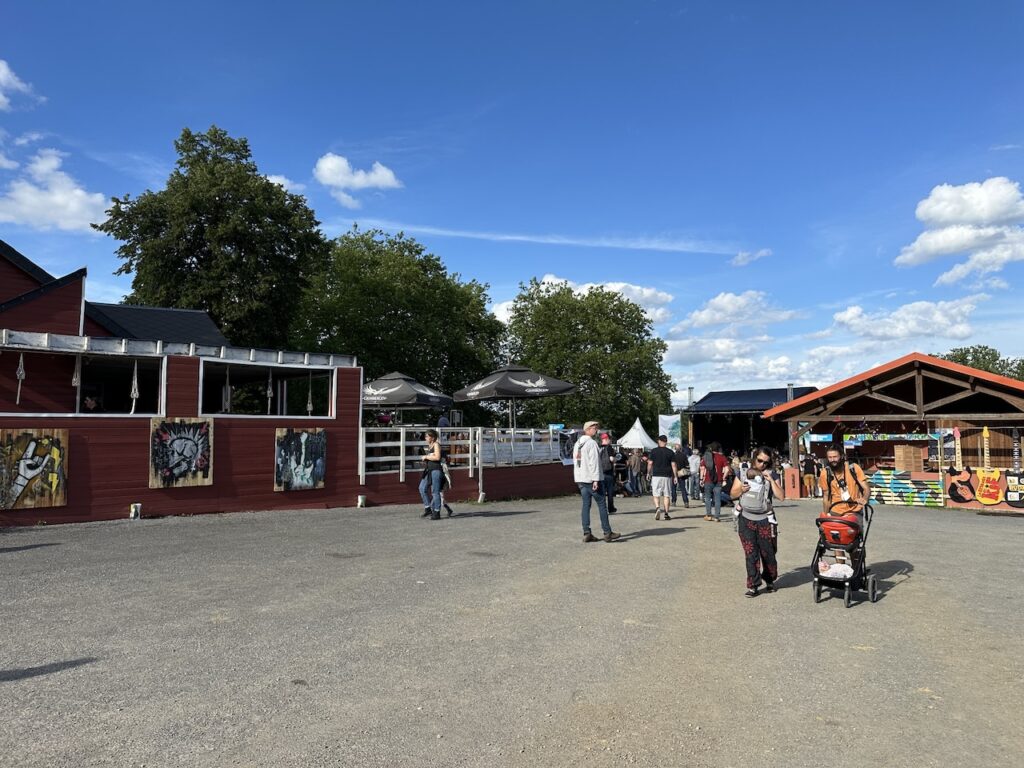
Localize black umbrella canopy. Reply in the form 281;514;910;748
453;365;576;402
362;371;453;409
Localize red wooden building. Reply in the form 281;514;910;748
0;240;572;525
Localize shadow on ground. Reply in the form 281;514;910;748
0;657;99;683
0;543;61;555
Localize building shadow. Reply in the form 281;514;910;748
0;542;61;554
0;657;99;683
455;509;541;518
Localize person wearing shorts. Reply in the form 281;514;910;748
647;434;678;521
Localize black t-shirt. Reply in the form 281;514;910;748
802;457;817;475
649;446;676;478
672;449;689;473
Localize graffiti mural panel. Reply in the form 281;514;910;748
274;428;326;491
0;429;68;510
149;418;214;489
867;469;944;508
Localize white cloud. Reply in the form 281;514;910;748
351;218;737;255
14;131;44;146
664;337;742;365
0;152;17;170
266;174;306;192
539;273;675;325
915;177;1024;228
895;224;1008;266
895;177;1024;285
730;247;772;267
0;60;38;111
832;296;984;340
679;290;798;331
490;299;514;324
313;153;402;209
990;143;1022;151
0;148;107;232
933;233;1024;286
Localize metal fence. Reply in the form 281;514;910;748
359;426;561;484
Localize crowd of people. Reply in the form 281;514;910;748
570;421;870;597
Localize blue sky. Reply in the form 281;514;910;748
2;1;1023;402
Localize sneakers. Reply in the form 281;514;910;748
663;512;672;521
421;507;432;518
745;587;760;598
703;515;712;521
603;531;621;542
444;504;455;517
583;532;599;543
764;583;776;593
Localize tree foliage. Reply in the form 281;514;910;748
93;126;329;348
937;345;1024;380
293;227;504;399
505;279;672;434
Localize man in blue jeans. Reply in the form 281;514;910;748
700;442;728;522
573;420;620;543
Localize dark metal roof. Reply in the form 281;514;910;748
689;386;817;414
0;238;56;284
85;302;230;346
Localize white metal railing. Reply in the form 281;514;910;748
358;426;561;485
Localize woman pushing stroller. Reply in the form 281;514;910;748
729;446;785;597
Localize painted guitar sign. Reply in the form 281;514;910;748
946;427;976;503
975;427;1004;505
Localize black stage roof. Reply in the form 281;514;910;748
86;303;230;347
689;386;817;414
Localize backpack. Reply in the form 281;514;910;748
740;478;771;513
824;462;865;502
703;450;717;484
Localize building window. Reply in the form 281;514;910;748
79;356;162;414
200;362;333;417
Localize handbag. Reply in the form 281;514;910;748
677;467;691;478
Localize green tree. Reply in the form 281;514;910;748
937;345;1024;380
505;278;672;434
293;227;504;401
94;126;329;348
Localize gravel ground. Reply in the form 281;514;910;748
2;494;1023;767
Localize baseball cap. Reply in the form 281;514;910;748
583;420;600;430
657;434;668;442
600;432;610;440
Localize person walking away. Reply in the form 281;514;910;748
418;430;444;520
672;442;691;508
626;449;644;497
701;442;729;522
647;434;677;520
801;453;818;498
818;444;870;563
599;432;618;514
730;446;784;597
688;448;702;501
574;421;621;543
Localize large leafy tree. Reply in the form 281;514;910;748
293;227;504;399
94;126;329;348
505;278;672;434
937;345;1024;380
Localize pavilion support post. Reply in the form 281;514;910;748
789;420;800;466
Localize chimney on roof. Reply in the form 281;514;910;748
787;382;794;401
688;386;694;406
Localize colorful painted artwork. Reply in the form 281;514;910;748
0;429;68;510
274;428;326;491
945;467;1024;511
867;469;944;508
149;418;213;489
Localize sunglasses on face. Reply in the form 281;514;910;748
754;457;769;465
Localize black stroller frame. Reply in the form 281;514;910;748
811;502;878;607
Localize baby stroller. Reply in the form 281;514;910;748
810;501;877;607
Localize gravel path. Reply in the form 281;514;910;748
2;494;1022;767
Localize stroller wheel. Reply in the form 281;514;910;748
868;574;878;603
812;578;822;604
843;583;852;608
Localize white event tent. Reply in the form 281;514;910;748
615;418;658;450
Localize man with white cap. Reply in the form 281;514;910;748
573;420;621;543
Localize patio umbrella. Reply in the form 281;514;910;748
454;365;576;427
362;371;453;410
